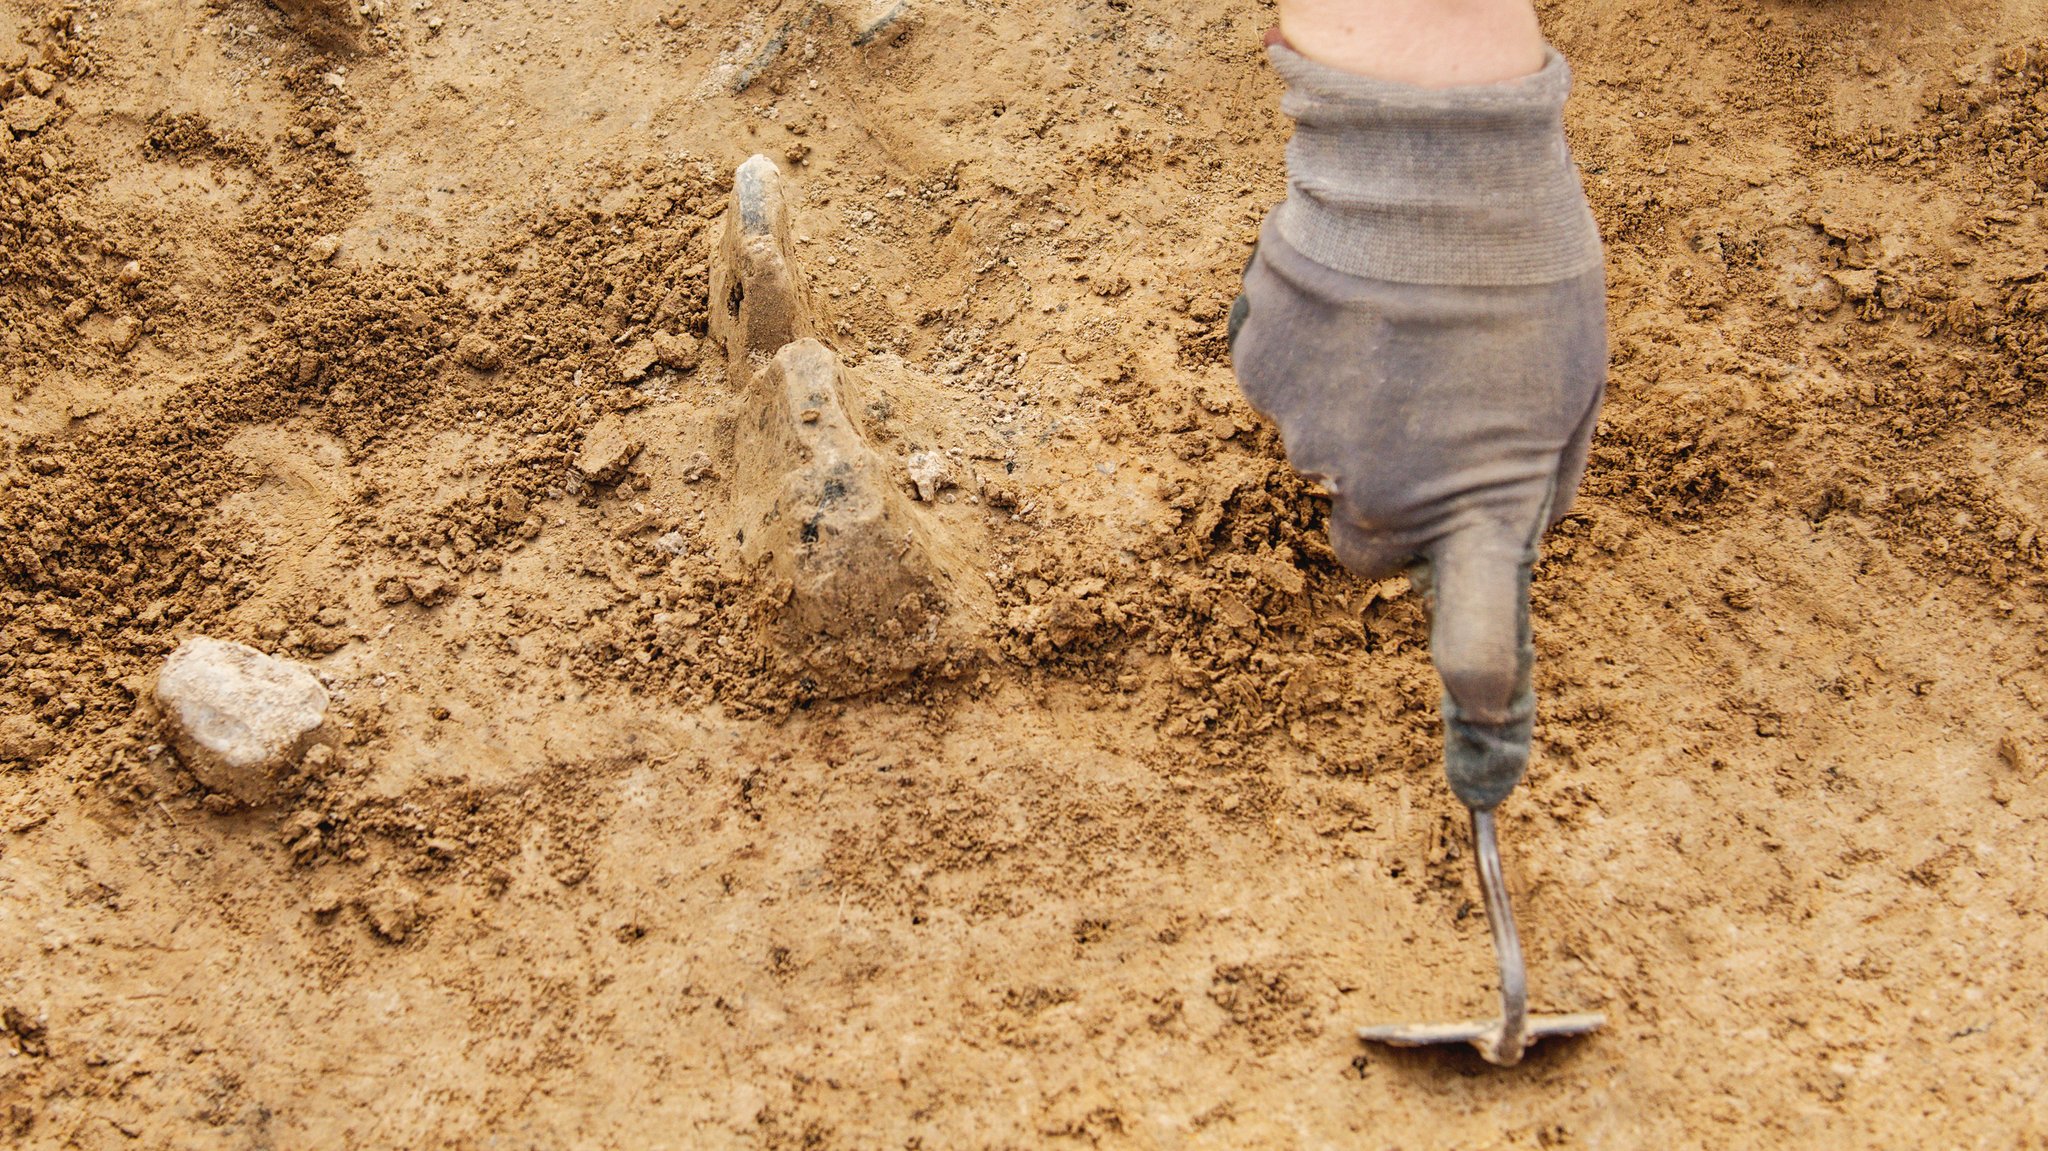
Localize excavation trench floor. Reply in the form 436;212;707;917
3;0;2047;1146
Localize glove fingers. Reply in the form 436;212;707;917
1545;382;1604;529
1327;514;1414;582
1420;525;1538;811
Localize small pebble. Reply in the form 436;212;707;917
907;450;951;501
107;315;141;354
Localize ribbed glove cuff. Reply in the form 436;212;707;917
1271;43;1603;287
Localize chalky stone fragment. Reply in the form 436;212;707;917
906;450;950;501
107;315;142;355
154;637;329;805
359;882;422;943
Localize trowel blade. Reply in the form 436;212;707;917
1358;1012;1605;1053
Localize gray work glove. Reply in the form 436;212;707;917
1229;43;1607;811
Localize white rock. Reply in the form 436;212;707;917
155;637;330;804
906;450;951;502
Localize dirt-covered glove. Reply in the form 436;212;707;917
1229;42;1607;812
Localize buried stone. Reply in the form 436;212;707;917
729;339;980;691
710;155;986;692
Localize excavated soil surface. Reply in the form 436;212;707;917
4;0;2048;1146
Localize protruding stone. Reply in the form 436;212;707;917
651;330;700;371
729;340;979;692
405;571;455;607
709;156;985;693
615;341;660;383
154;637;330;805
708;155;818;380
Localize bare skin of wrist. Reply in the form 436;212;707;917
1274;0;1546;87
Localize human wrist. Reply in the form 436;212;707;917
1275;0;1545;88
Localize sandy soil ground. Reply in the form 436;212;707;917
3;0;2047;1146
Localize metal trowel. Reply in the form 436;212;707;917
1357;807;1604;1066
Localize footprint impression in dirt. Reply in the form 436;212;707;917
710;155;990;695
